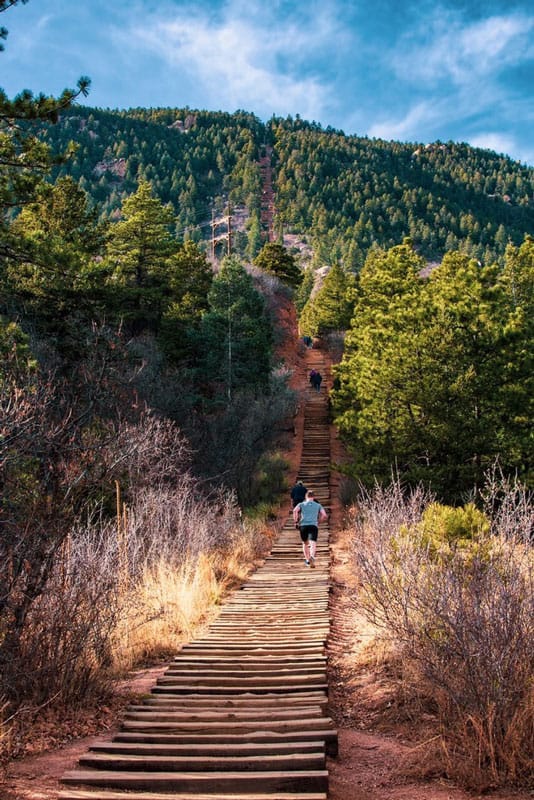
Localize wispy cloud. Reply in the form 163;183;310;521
469;132;516;156
111;0;348;120
393;10;534;86
367;100;447;141
364;4;534;162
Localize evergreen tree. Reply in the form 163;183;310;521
294;266;314;314
159;240;214;363
253;242;301;288
333;239;533;498
199;257;272;401
299;261;354;337
104;180;176;332
6;177;105;341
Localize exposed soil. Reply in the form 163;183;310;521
1;304;529;800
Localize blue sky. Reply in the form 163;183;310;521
2;0;533;165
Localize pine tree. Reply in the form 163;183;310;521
253;242;302;288
299;261;354;337
104;180;176;332
159;240;214;363
199;257;272;401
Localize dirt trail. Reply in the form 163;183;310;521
1;329;529;800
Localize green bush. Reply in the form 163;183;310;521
251;451;290;504
413;501;490;551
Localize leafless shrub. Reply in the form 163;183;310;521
352;478;534;789
192;380;296;505
247;264;291;300
11;516;120;707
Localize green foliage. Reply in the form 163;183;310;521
42;106;264;239
253;242;301;288
159;240;213;363
250;450;290;504
299;261;355;337
294;266;314;314
198;257;272;400
35;107;534;269
0;316;36;384
103;180;176;332
407;502;491;553
332;238;533;499
273;119;534;266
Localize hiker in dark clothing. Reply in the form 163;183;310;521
290;480;307;508
310;370;322;391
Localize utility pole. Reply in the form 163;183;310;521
210;203;232;261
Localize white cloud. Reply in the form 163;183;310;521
469;132;534;165
393;10;534;86
111;0;347;120
468;132;516;156
367;100;446;141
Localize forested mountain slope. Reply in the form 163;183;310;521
42;106;534;266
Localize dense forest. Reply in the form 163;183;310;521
41;105;534;266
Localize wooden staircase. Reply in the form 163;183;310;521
60;353;336;800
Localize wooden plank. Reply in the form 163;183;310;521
61;769;329;793
122;707;326;723
120;717;335;734
149;682;328;694
113;729;338;756
59;790;327;800
89;740;325;757
78;751;325;771
144;692;328;707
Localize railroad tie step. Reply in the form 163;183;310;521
78;751;326;771
59;790;327;800
112;729;338;756
61;769;329;793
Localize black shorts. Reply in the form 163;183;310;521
300;525;318;542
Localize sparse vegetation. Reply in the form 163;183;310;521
349;476;534;790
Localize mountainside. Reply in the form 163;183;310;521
42;105;534;266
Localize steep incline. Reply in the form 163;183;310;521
60;352;337;800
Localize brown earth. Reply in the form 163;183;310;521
0;299;529;800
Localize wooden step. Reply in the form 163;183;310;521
89;740;325;757
113;729;338;756
59;790;327;800
120;717;335;734
122;707;326;723
78;751;325;771
61;769;329;793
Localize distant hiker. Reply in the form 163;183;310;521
310;370;322;391
293;490;328;568
302;335;312;348
290;479;307;508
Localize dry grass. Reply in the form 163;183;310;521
0;472;276;763
348;477;534;791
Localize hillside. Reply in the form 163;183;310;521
42;106;534;266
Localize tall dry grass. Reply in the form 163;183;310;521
350;476;534;790
0;472;272;761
